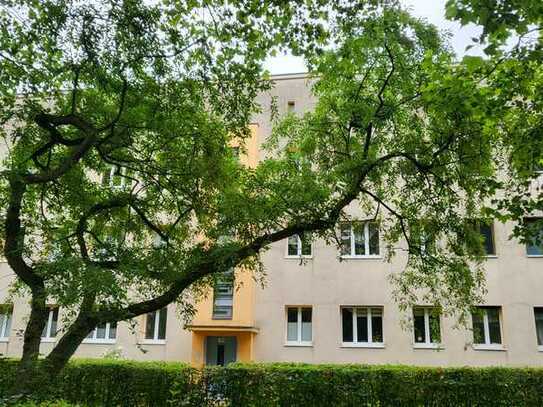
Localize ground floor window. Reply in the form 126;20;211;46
286;306;312;345
0;305;12;339
85;322;117;342
145;307;167;341
413;307;441;346
41;306;59;340
341;307;383;346
535;308;543;347
472;306;502;347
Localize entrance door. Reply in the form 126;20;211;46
205;336;237;366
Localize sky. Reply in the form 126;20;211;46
264;0;484;75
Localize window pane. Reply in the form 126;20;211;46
0;314;7;337
96;323;107;339
50;308;59;338
356;308;368;342
301;308;312;342
479;224;495;255
342;308;353;342
287;235;299;256
487;308;502;344
535;308;543;346
353;224;365;255
371;308;383;343
340;224;351;255
526;218;543;255
287;308;298;341
108;322;117;340
158;307;167;340
300;234;311;256
86;329;95;339
413;308;426;343
145;311;156;340
213;273;234;320
369;223;379;255
429;312;441;343
472;311;485;344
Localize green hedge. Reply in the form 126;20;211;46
0;359;197;406
2;360;543;406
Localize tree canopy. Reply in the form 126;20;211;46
0;0;541;394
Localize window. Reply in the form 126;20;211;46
535;308;543;349
101;165;132;188
340;222;379;257
478;222;496;256
341;307;383;346
41;306;59;341
413;307;441;347
286;234;312;257
286;306;312;345
0;305;12;340
472;306;503;349
144;307;167;342
525;218;543;256
212;270;234;320
85;322;117;343
287;101;295;113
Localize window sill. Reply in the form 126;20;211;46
139;339;166;345
340;255;382;260
526;255;543;258
472;344;506;351
284;342;313;347
538;345;543;352
413;343;442;350
82;339;116;345
0;338;9;343
284;255;313;260
341;342;385;349
40;338;56;343
484;255;498;259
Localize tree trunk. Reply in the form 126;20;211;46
43;312;96;376
7;288;49;401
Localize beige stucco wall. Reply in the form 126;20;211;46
254;219;543;367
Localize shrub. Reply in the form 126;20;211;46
213;363;543;406
2;360;543;406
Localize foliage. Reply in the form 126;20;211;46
2;359;543;406
446;0;542;54
0;359;197;406
0;0;541;384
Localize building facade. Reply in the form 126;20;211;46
1;73;543;367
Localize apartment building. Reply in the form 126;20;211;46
0;73;542;367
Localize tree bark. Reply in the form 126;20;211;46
43;311;96;376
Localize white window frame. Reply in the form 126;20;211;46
535;307;543;352
141;308;167;345
340;222;380;259
525;217;543;257
41;307;59;343
285;306;312;347
102;165;131;189
413;307;441;349
341;306;384;348
285;235;312;258
0;305;12;342
83;322;117;344
472;307;505;351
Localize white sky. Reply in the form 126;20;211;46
264;0;484;75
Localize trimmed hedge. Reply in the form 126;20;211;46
2;360;543;406
0;359;197;406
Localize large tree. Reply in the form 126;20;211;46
0;0;342;395
0;0;540;399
